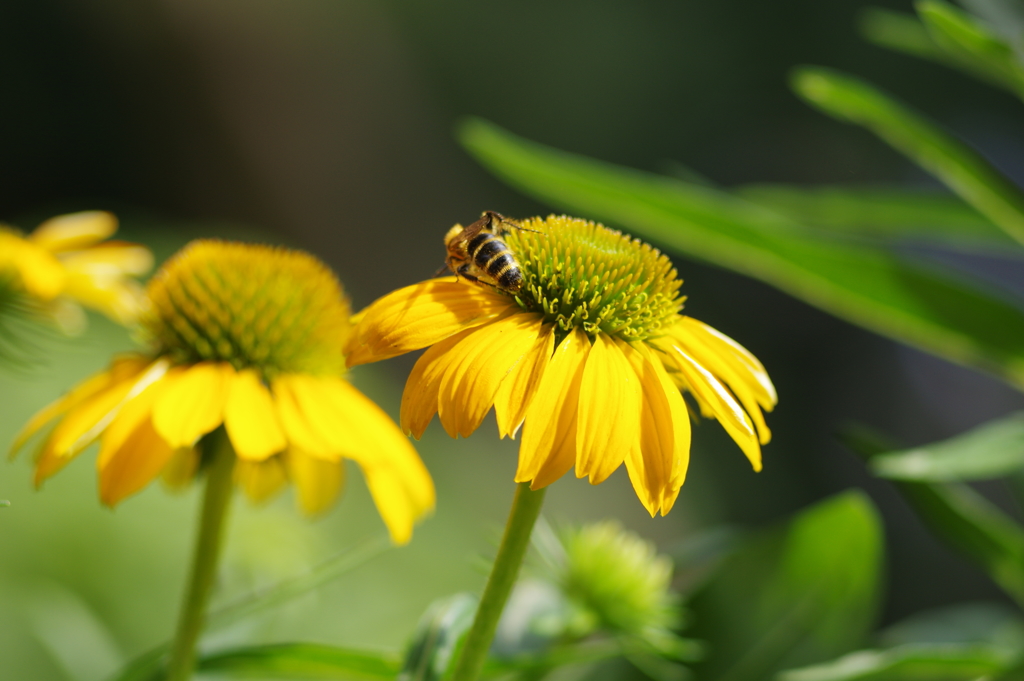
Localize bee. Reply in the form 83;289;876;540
442;211;531;294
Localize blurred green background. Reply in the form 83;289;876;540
2;1;1023;679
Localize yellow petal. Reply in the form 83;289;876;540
575;334;642;485
97;412;175;507
9;359;132;457
46;363;158;458
493;324;555;439
620;341;675;514
286;449;344;515
647;347;691;492
345;278;513;366
224;369;287;461
272;374;365;461
360;460;433;545
152;362;233;449
60;243;153;276
29;212;118;252
61;273;146;324
0;232;66;299
399;328;475;439
236;456;289;504
320;380;435;509
437;314;544;439
273;374;335;455
676;330;772;444
678;317;776;407
161;448;199;490
97;379;164;471
517;328;590;487
663;342;762;471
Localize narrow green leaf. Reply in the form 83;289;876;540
860;8;945;62
197;643;399;679
861;4;1024;98
777;643;1011;681
459;119;1024;389
792;66;1024;247
687;492;884;681
871;412;1024;481
399;593;478;681
918;0;1024;98
735;183;1018;251
844;427;1024;609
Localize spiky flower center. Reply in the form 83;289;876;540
505;216;683;341
141;240;349;378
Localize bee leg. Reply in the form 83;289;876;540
433;262;451;277
457;263;480;284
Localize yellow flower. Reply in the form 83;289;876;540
11;240;434;544
345;215;776;516
0;211;152;327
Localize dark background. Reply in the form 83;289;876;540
2;0;1023;663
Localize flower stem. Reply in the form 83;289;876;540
165;431;236;681
451;482;547;681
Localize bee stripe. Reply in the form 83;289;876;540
497;268;522;291
486;253;516;275
474;239;505;264
467;232;496;256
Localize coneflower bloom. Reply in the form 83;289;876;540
11;240;434;544
345;215;775;516
0;211;152;327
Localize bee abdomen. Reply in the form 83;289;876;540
467;231;523;293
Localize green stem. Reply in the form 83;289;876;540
451;482;547;681
165;431;236;681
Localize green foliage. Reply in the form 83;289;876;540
459;118;1024;389
845;427;1024;610
869;412;1024;482
686;491;884;681
862;1;1024;100
791;66;1024;247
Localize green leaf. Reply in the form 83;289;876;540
792;66;1024;247
197;643;399;679
735;184;1018;251
844;427;1024;609
686;491;884;681
918;0;1024;99
777;643;1012;681
871;412;1024;482
399;593;478;681
459;119;1024;390
860;4;1024;98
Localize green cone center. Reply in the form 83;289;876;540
505;216;684;341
